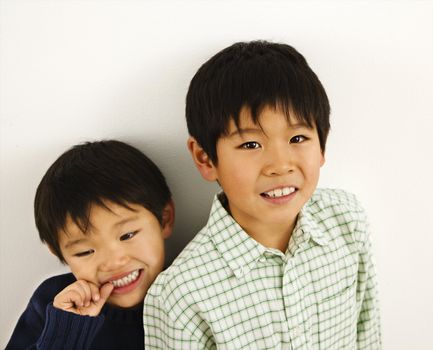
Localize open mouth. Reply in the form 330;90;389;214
110;269;141;288
260;186;297;198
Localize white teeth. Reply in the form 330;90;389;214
110;270;140;287
263;186;296;198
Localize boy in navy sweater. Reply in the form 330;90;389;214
7;140;174;349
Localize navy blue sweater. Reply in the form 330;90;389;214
6;273;144;349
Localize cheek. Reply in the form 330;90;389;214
220;175;252;198
218;160;256;190
66;261;92;280
137;237;165;266
304;162;322;187
301;150;323;173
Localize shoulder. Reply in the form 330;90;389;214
308;188;370;246
146;228;228;309
310;188;362;210
149;228;222;293
309;188;366;220
34;273;75;296
30;273;75;313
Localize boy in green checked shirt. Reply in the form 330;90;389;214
143;40;382;349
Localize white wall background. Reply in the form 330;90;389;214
1;0;432;348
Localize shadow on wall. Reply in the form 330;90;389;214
81;49;222;268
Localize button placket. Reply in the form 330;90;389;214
282;256;311;349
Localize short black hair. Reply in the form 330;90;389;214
186;40;330;163
34;140;171;263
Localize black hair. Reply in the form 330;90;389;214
186;40;330;163
34;140;171;263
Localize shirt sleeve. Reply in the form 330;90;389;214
144;291;214;350
6;302;104;350
356;218;382;349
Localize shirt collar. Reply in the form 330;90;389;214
206;193;266;279
291;199;330;248
205;193;330;278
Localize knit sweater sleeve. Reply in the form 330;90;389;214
6;274;105;350
39;303;105;349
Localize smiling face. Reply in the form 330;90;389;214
57;201;173;308
189;105;324;249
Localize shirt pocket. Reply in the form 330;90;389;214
316;280;357;349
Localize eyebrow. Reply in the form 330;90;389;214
289;122;310;129
227;127;262;138
63;215;139;250
113;215;139;227
63;238;88;250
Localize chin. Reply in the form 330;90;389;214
108;294;145;308
269;209;299;221
109;299;143;309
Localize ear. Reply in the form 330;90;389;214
47;244;66;265
47;244;57;257
187;137;218;182
320;151;326;167
161;199;175;239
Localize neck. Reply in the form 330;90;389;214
219;193;297;252
237;216;297;252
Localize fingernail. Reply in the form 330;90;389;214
94;294;100;301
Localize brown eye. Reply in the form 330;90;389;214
74;249;94;257
290;135;307;144
241;141;261;149
120;231;137;241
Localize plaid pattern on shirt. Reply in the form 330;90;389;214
143;188;382;349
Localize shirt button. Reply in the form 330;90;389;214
258;256;266;263
234;266;244;278
291;325;303;338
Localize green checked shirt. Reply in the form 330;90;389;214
144;188;382;349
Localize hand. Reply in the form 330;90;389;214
53;280;114;316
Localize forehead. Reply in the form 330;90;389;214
226;105;312;134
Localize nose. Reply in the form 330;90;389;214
98;245;130;272
262;142;294;176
